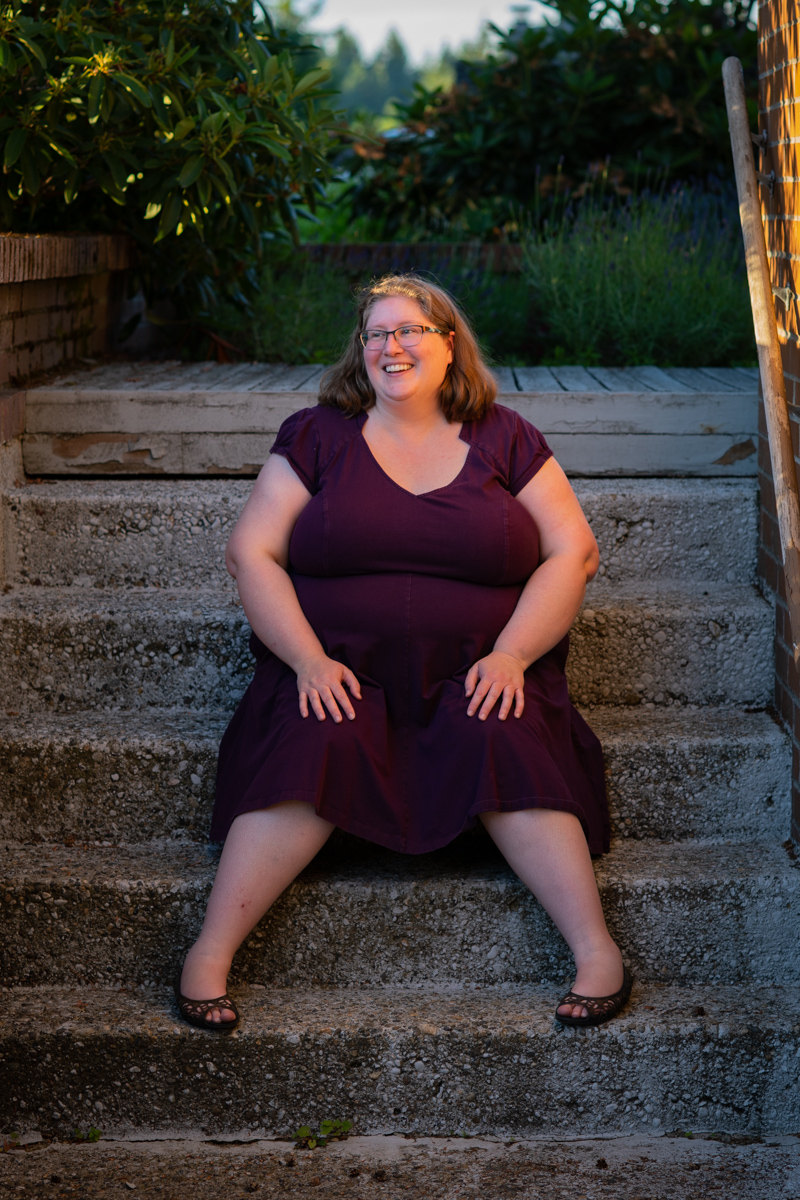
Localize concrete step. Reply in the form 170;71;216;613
0;708;787;846
0;584;774;713
2;982;798;1139
4;1133;799;1200
18;361;759;477
3;479;757;589
1;841;797;989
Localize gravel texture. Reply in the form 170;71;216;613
0;583;773;714
4;478;757;589
2;984;800;1140
1;840;797;989
2;1133;799;1200
0;707;787;846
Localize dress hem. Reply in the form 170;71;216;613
210;788;605;856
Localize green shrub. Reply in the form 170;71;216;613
344;0;757;240
521;185;755;367
0;1;342;317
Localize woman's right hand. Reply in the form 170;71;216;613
296;654;362;722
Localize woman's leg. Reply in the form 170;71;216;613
479;808;623;1018
180;801;335;1024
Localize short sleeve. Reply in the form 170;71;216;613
508;413;553;496
269;408;319;494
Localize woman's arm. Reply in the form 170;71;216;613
465;456;599;720
227;454;361;722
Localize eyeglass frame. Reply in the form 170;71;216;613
359;324;450;350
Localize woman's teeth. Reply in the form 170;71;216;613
384;364;412;373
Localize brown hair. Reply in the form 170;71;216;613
318;273;497;421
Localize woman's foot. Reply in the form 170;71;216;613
557;942;625;1020
179;945;237;1026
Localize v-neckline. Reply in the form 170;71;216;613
358;413;471;498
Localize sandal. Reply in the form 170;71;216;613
555;965;633;1028
173;976;240;1034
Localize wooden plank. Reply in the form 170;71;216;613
548;366;599;391
24;390;318;435
295;365;327;392
491;367;518;392
250;364;324;392
204;363;277;392
584;367;648;393
660;368;738;393
615;365;693;394
25;386;757;437
23;430;758;477
513;367;564;392
544;433;758;476
696;367;754;392
500;393;756;436
735;366;760;382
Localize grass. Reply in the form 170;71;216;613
521;185;756;368
215;186;755;368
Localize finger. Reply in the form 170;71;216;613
464;665;479;697
331;680;356;720
343;668;362;700
299;690;309;719
498;684;515;721
309;689;327;722
320;686;343;724
479;682;503;721
514;687;525;718
467;677;494;717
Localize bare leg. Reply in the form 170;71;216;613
180;801;335;1024
479;808;623;1019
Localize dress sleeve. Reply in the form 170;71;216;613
269;408;319;494
508;412;553;496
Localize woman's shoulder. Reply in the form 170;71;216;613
466;402;546;452
466;403;552;495
275;403;359;447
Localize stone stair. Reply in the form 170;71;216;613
1;363;798;1142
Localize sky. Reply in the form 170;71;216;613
301;1;550;64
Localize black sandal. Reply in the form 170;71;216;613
555;965;633;1028
173;976;240;1034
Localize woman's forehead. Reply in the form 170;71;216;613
365;295;428;325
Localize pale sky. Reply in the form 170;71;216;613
301;1;550;64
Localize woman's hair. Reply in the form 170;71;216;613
318;273;497;421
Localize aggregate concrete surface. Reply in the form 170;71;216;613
1;1133;799;1199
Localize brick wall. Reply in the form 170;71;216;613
0;233;131;389
758;0;800;840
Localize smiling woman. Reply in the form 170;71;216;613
173;273;632;1036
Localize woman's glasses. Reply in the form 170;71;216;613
360;324;446;350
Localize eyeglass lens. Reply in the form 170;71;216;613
362;325;425;348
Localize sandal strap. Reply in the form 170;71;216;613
177;993;238;1019
558;967;632;1018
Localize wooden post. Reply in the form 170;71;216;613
723;56;800;666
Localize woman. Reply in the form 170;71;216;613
174;274;631;1033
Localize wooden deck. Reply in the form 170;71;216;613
16;362;759;477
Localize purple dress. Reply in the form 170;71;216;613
211;403;610;855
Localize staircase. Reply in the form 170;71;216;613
1;362;798;1141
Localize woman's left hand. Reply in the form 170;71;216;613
465;651;526;721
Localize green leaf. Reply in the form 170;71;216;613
17;37;47;70
165;33;175;68
259;54;280;90
88;73;105;124
115;73;152;108
154;191;183;241
64;168;79;204
20;146;40;194
292;68;330;99
4;127;27;169
49;140;77;167
144;201;162;219
173;117;196;141
178;154;204;188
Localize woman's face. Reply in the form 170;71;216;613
362;296;454;411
